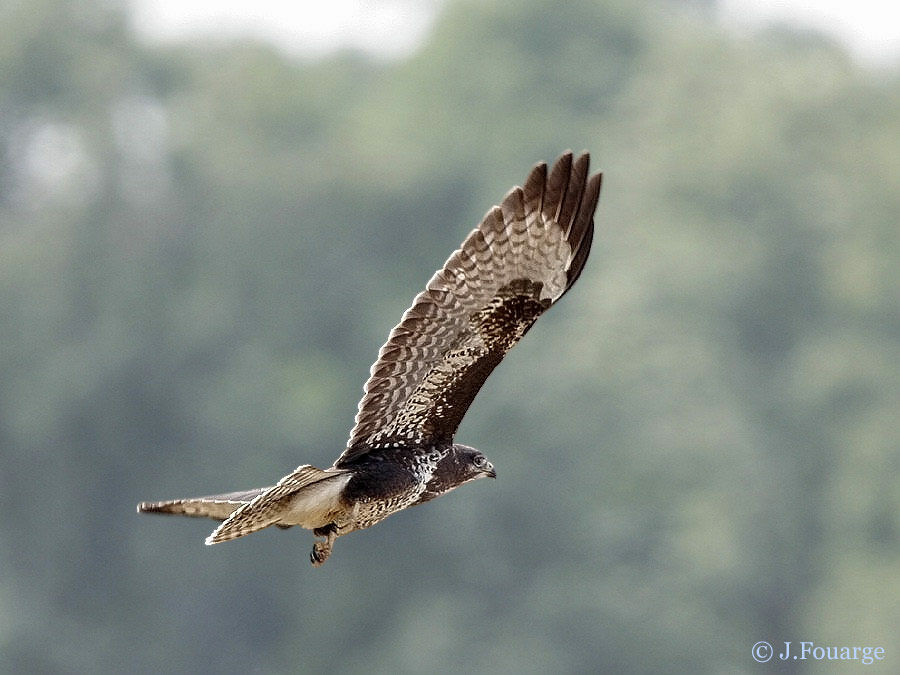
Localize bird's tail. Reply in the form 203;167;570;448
137;488;271;522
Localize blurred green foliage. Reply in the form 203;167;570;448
0;0;897;672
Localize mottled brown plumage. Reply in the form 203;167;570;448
138;151;602;566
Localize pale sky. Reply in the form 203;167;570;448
129;0;899;65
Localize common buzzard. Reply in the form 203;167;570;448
138;151;602;566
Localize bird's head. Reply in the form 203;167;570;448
453;444;497;481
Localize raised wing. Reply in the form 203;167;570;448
335;151;601;467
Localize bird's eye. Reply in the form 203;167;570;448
474;456;487;469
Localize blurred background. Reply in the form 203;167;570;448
1;0;897;672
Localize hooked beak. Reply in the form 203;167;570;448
485;466;497;479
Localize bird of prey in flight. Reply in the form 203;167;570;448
138;151;602;566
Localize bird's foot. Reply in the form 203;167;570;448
310;524;338;567
310;540;332;567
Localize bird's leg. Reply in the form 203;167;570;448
310;523;338;567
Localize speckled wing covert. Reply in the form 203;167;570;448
336;151;601;466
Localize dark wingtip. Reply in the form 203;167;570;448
563;162;602;294
557;153;590;233
542;152;574;223
523;161;548;217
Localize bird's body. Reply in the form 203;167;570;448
138;151;602;566
339;443;491;527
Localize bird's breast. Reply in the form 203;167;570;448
342;448;447;529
